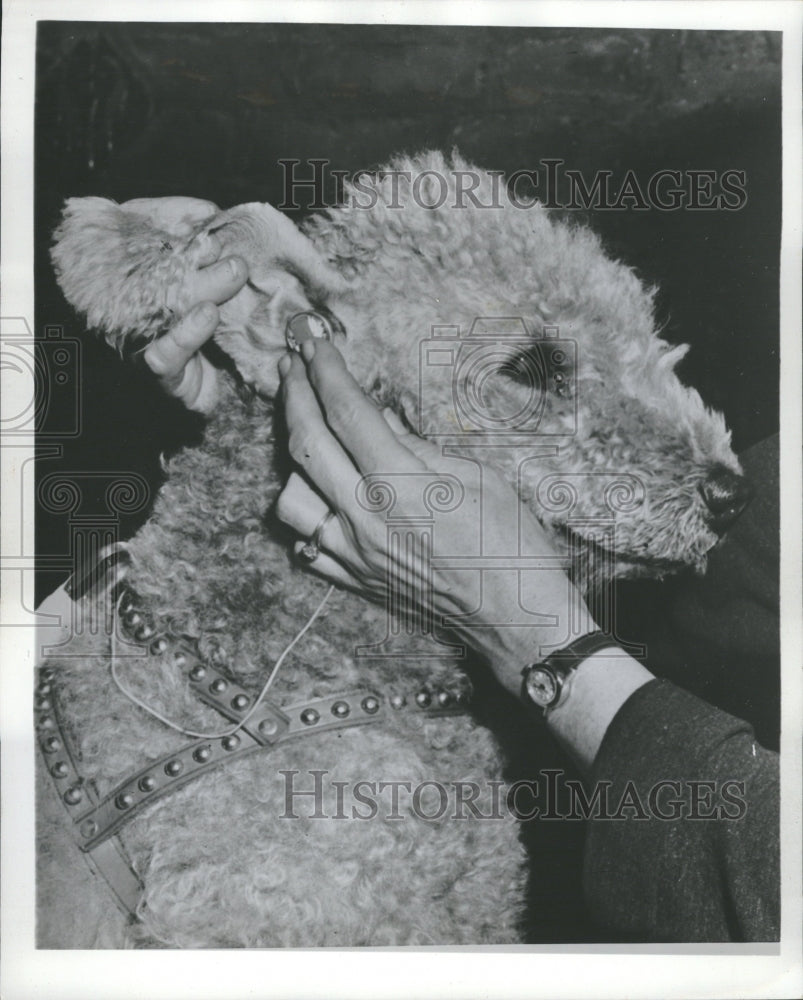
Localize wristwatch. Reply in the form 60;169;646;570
521;631;620;715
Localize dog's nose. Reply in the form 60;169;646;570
699;466;753;532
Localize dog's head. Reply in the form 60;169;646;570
437;321;752;580
360;313;750;581
305;158;750;581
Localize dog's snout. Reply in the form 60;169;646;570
699;466;752;532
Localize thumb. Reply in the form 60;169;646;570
380;408;446;465
380;407;410;436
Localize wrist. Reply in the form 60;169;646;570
480;628;583;700
520;630;621;714
482;621;600;702
543;649;654;775
478;587;597;699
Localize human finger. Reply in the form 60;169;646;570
291;541;365;591
187;230;223;268
167;256;248;312
165;354;219;413
144;301;219;380
381;407;409;436
380;405;465;472
275;471;350;561
279;351;363;512
301;338;423;475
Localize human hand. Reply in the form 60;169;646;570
121;197;249;412
275;338;592;698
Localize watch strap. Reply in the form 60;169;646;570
522;630;621;714
542;630;621;669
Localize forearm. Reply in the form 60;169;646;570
477;580;653;775
543;649;654;774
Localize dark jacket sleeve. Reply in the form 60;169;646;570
583;678;779;942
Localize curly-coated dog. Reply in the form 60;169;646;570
39;152;750;948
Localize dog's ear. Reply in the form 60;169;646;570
51;197;204;352
210;202;347;308
51;198;348;358
202;204;350;394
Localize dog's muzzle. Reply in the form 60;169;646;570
699;466;753;533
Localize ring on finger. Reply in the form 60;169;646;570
298;509;337;564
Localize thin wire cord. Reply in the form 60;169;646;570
110;584;335;739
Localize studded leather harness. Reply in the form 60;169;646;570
36;555;471;923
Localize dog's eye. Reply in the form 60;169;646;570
499;345;573;398
498;352;536;382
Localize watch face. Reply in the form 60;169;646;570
525;666;559;709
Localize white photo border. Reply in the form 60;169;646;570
2;2;800;998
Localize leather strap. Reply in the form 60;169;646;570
43;679;468;854
36;665;144;920
37;571;472;925
542;629;622;667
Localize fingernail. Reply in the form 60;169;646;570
226;257;243;279
142;344;164;375
277;353;292;377
301;338;316;362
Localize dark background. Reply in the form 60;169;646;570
35;23;781;943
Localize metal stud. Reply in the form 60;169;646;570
80;819;98;839
361;696;380;715
415;691;432;708
64;786;83;805
43;736;61;753
51;761;69;778
138;775;156;792
40;667;55;682
36;696;52;711
231;694;250;711
331;700;350;718
39;716;55;729
193;745;212;763
38;682;52;695
150;637;168;655
115;792;134;810
188;664;206;682
174;652;187;668
135;624;155;642
300;708;320;726
437;691;452;707
125;611;142;628
209;678;228;694
222;734;240;751
258;718;278;738
389;694;406;710
164;759;183;777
